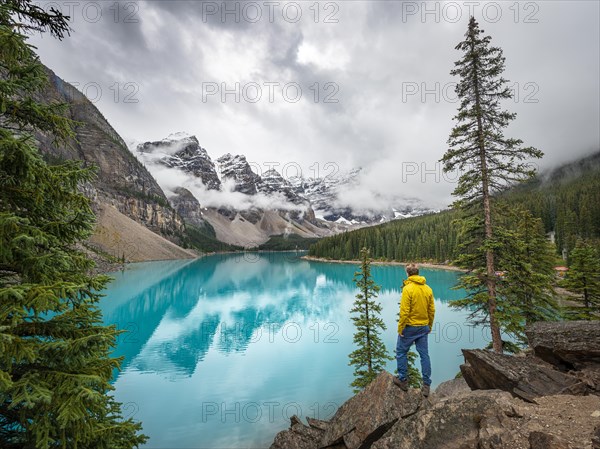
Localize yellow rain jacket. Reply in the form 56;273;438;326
398;275;435;334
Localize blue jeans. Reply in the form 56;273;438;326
396;325;432;386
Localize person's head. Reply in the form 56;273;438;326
406;263;419;277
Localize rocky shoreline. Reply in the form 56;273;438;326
270;321;600;449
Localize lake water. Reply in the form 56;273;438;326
99;252;490;449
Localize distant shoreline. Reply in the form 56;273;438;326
301;255;466;272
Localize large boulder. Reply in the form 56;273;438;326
430;377;471;403
526;321;600;370
269;372;424;449
320;372;423;449
372;390;522;449
270;415;328;449
460;349;588;402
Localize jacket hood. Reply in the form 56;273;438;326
404;275;427;285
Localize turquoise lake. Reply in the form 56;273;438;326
99;252;491;449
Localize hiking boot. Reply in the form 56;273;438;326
422;384;430;397
393;377;408;391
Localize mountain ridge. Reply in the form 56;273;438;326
33;66;194;261
133;132;435;243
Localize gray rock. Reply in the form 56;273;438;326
320;371;424;449
460;349;588;402
574;366;600;394
139;134;222;191
526;321;600;370
529;431;571;449
257;169;307;206
36;67;186;241
430;377;471;402
239;208;262;224
217;153;261;195
593;424;600;449
306;417;329;432
170;187;205;228
372;390;517;449
270;415;325;449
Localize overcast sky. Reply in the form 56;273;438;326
31;1;600;209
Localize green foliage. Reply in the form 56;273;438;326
180;222;242;253
506;154;600;256
406;350;423;388
561;239;600;319
494;205;559;343
348;248;393;392
484;340;522;354
115;186;171;209
448;203;559;346
258;234;319;251
0;2;146;448
441;16;543;352
441;17;543;206
308;157;600;264
309;211;459;262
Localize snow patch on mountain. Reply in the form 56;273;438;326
130;132;435;227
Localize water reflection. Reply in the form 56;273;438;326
100;253;483;449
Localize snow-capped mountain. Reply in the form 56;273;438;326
289;168;432;223
132;133;434;246
138;133;221;190
216;153;261;195
289;168;361;211
258;169;306;205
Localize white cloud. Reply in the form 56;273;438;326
30;0;600;208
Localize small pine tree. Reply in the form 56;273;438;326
561;240;600;319
348;248;393;392
406;351;423;388
0;2;147;447
441;16;543;353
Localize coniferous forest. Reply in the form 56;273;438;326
309;152;600;263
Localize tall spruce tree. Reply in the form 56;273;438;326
348;248;392;392
0;2;147;448
441;16;543;352
561;240;600;319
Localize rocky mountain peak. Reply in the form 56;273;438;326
258;169;306;205
216;153;261;195
137;134;221;191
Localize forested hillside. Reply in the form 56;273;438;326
308;152;600;262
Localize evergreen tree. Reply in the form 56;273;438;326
308;158;600;265
440;16;543;352
561;240;600;319
494;205;559;344
0;2;147;447
348;248;392;392
406;351;423;388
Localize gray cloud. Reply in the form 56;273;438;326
30;0;599;210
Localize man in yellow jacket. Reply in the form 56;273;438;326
393;264;435;396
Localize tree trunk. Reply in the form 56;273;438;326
365;281;372;373
471;37;503;354
583;278;590;319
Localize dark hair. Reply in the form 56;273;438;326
406;263;419;276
